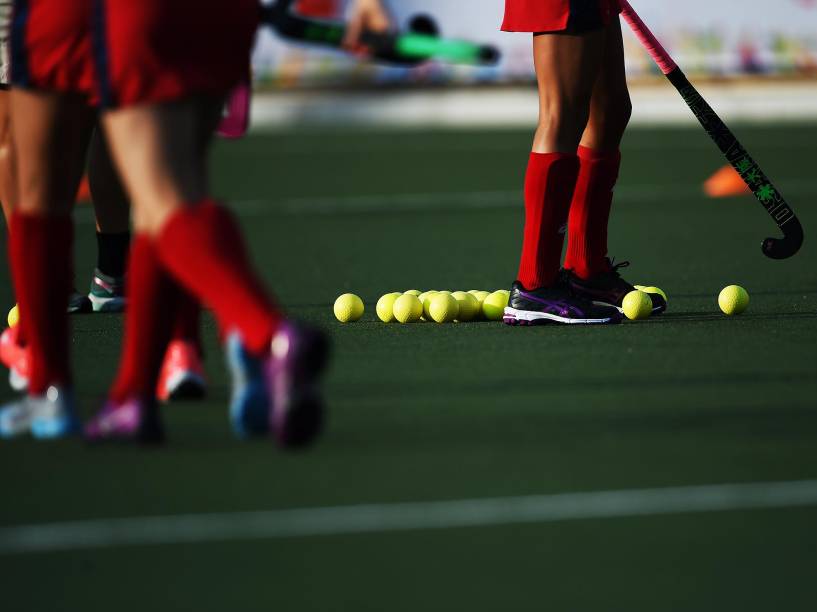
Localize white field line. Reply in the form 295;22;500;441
1;479;816;555
71;180;816;223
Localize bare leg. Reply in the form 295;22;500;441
0;89;16;222
88;127;130;234
12;91;93;217
579;20;632;152
531;30;606;153
100;98;217;235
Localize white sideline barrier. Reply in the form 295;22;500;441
249;81;817;129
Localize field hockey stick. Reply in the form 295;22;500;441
261;1;500;65
619;0;804;259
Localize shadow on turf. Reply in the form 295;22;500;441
672;289;817;299
332;370;816;402
646;311;817;324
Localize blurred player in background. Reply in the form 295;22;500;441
1;0;129;314
0;0;389;442
0;4;204;404
501;0;666;326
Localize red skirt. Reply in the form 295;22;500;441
11;0;258;108
501;0;618;33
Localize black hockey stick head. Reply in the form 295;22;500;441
762;220;804;259
408;14;440;37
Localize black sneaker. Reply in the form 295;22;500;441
503;278;622;326
567;259;666;314
67;289;92;314
88;269;126;313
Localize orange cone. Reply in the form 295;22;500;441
703;164;751;198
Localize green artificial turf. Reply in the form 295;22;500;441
0;124;815;611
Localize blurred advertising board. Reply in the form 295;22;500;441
253;0;817;87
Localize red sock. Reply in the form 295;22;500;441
516;152;580;289
170;287;202;354
563;146;621;279
110;235;174;402
156;200;280;355
9;212;72;394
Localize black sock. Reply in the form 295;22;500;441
96;231;131;278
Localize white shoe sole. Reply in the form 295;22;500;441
9;367;28;392
89;294;126;313
503;307;617;325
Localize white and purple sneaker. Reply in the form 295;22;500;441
84;397;164;444
227;321;329;448
503;279;622;326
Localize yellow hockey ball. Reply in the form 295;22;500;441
7;304;19;328
393;293;423;323
429;292;459;323
482;290;508;321
333;293;364;323
641;286;667;303
718;285;749;315
622;290;652;321
376;292;402;323
451;291;480;322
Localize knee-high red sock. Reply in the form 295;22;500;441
109;235;174;403
9;212;72;394
156;200;279;356
170;287;202;353
563;146;621;279
516;152;580;289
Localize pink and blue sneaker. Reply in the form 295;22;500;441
227;321;329;447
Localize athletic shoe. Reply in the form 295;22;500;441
156;339;206;402
567;259;666;314
84;397;164;444
226;321;329;447
68;289;92;314
88;269;126;313
0;325;30;392
503;278;622;326
226;333;271;437
0;386;80;439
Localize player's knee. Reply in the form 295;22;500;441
615;92;633;131
599;91;632;135
536;102;590;151
0;117;12;163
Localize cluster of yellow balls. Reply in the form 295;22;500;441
333;289;510;324
622;285;667;321
333;284;750;324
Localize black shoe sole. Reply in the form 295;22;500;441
166;380;207;402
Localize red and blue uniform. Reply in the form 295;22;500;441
502;0;619;33
11;0;258;107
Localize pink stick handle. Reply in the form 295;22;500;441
618;0;677;75
217;81;251;139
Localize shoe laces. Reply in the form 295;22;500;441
606;257;630;279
